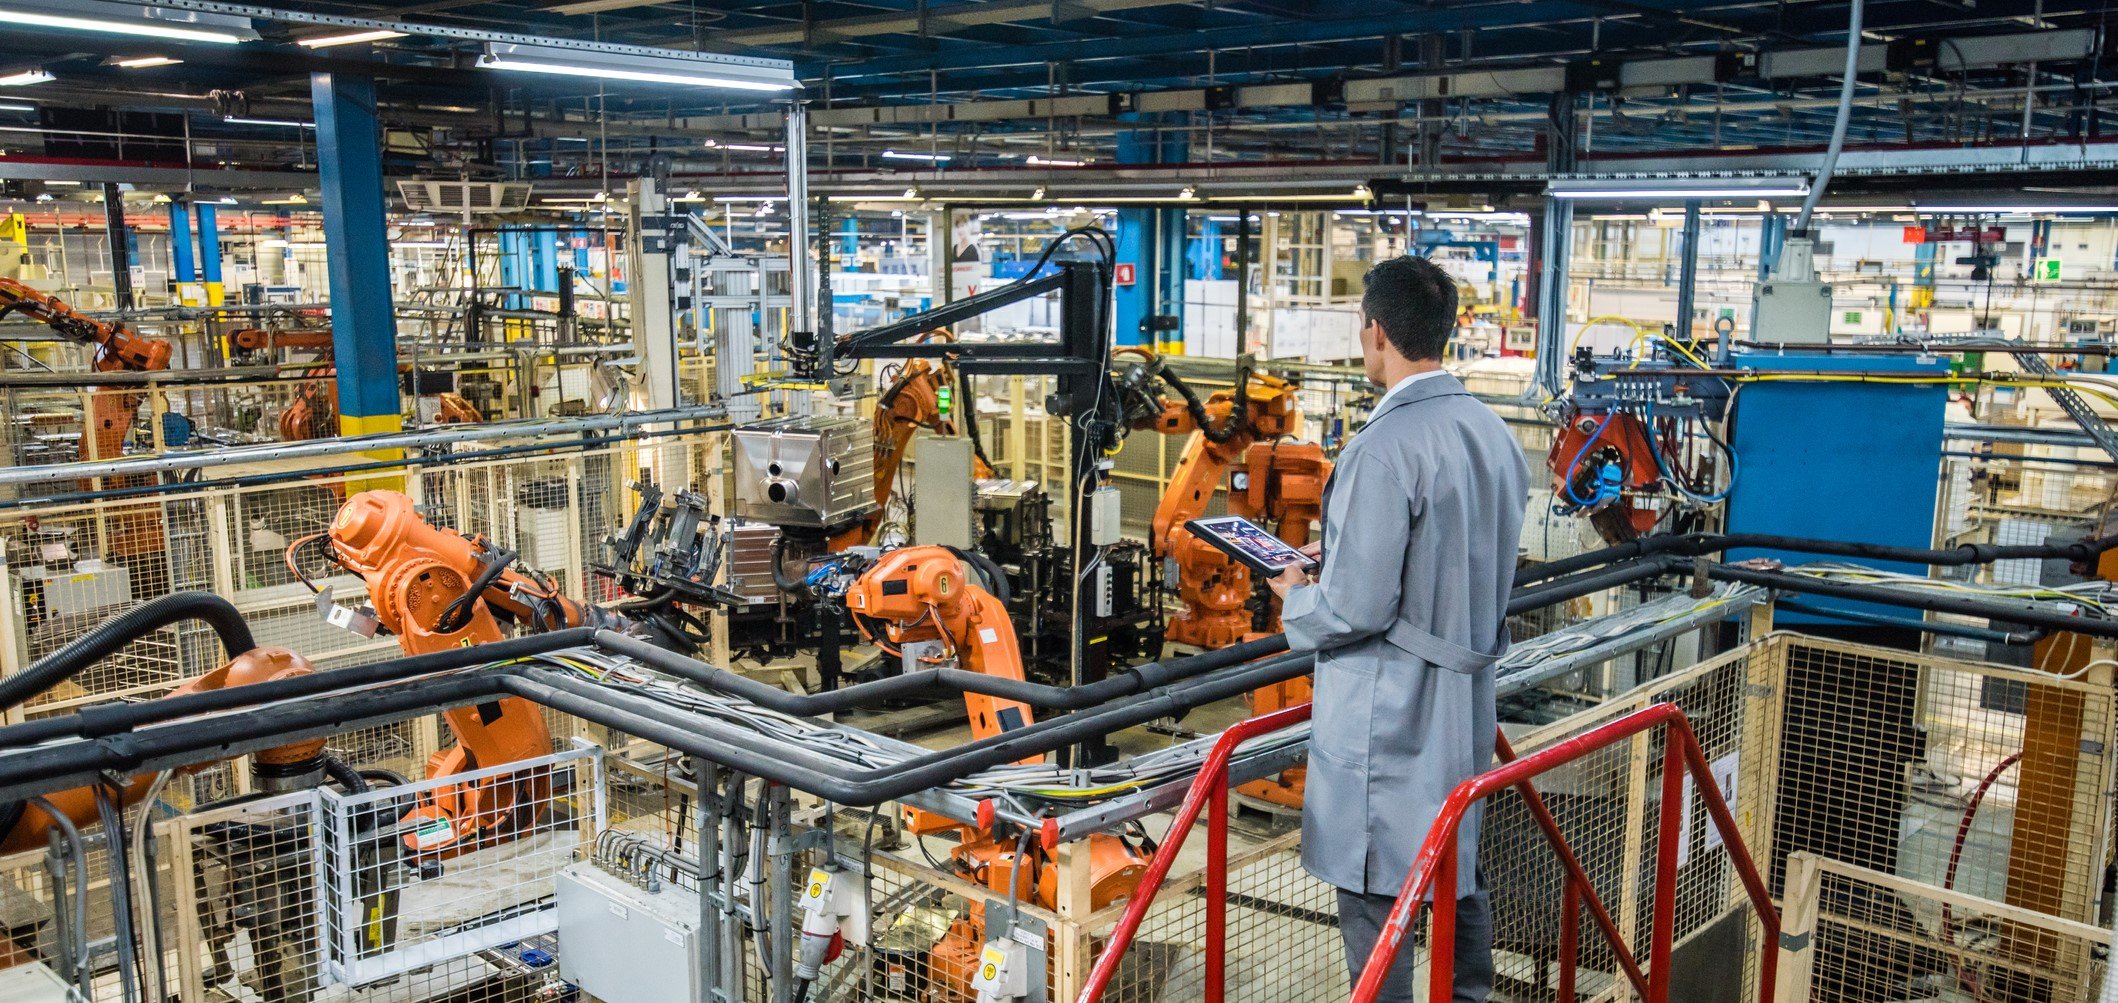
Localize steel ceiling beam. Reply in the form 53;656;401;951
707;0;1213;48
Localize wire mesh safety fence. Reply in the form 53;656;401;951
318;745;602;987
1781;852;2112;1003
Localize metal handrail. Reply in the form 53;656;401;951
1075;702;1314;1003
1352;701;1780;1003
1076;700;1776;1003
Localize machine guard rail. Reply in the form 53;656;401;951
1077;701;1779;1003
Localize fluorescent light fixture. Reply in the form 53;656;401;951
0;71;54;87
4;1;256;44
0;102;33;112
713;195;778;202
1030;186;1047;200
881;150;951;162
224;116;313;129
554;136;592;143
1026;155;1087;167
479;41;797;93
261;194;308;205
1547;177;1808;201
1178;186;1198;201
1917;204;2118;214
113;56;180;69
704;140;782;152
44;179;78;186
298;29;406;48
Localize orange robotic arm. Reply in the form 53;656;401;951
324;490;612;854
0;647;323;855
1137;368;1318;649
840;544;1147;936
843;545;1028;741
0;279;173;554
231;327;334;353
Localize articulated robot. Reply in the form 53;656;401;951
322;490;626;855
4;490;618;862
0;278;172;555
834;545;1147;995
1124;353;1330;649
1547;348;1735;544
280;367;483;442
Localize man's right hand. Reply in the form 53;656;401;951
1298;540;1322;560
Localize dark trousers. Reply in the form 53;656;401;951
1336;878;1494;1003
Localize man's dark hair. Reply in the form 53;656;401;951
1360;256;1457;361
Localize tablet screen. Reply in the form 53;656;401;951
1188;515;1313;573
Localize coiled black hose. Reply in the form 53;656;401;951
0;591;255;711
320;756;370;794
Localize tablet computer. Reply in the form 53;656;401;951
1184;515;1317;576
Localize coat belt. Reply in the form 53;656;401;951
1382;618;1505;674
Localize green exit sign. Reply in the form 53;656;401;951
2037;259;2064;281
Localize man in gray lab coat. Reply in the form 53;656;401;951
1267;256;1527;1002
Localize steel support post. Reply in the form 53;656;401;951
1533;92;1579;396
311;72;402;440
1675;200;1702;345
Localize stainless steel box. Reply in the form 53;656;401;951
731;415;877;529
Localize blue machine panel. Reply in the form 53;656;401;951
1726;352;1948;623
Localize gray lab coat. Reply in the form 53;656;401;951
1283;372;1528;896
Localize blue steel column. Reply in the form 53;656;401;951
194;203;224;306
167;202;197;306
312;72;401;439
1113;124;1156;348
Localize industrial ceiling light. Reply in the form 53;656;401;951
298;29;407;48
0;102;34;112
113;56;180;69
881;150;951;162
0;71;53;87
224;116;313;129
1178;186;1199;201
1917;203;2118;214
479;41;797;93
2;1;256;44
1026;155;1087;167
1030;186;1047;200
704;140;783;152
1546;177;1809;201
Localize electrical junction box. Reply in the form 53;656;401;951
913;433;978;550
27;563;131;617
1749;278;1833;344
1087;486;1124;547
969;939;1030;1003
0;960;70;1003
554;861;705;1003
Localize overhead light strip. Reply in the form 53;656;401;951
298;29;406;47
3;2;256;44
479;41;798;93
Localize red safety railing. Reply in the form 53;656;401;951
1076;701;1780;1003
1353;701;1778;1002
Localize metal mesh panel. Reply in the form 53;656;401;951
1768;635;2115;927
1788;854;2110;1003
319;746;601;986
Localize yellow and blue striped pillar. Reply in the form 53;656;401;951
193;202;224;306
312;72;404;469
